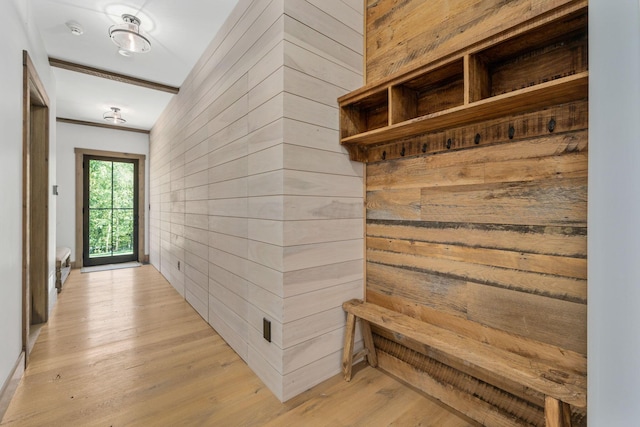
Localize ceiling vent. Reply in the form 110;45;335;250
66;21;83;36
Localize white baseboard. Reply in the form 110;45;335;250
0;352;25;421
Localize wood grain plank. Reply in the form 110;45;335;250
421;178;587;227
49;57;180;94
342;312;356;380
366;188;421;220
366;291;587;375
487;28;587;97
377;352;524;427
363;100;588;163
373;333;546;424
545;396;573;427
389;85;417;125
367;262;468;317
365;0;583;84
366;131;588;191
467;285;587;355
343;300;586;406
284;0;364;54
465;54;490;103
367;236;586;279
367;249;587;303
366;221;587;258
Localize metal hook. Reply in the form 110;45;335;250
446;138;452;149
475;133;481;144
422;143;427;153
508;125;515;140
548;118;556;133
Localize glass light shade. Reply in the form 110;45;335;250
109;14;151;53
104;107;126;124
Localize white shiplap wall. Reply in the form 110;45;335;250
149;0;363;401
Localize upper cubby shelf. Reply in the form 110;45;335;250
342;72;587;146
339;6;588;162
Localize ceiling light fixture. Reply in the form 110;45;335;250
109;14;151;53
103;107;126;124
66;21;84;36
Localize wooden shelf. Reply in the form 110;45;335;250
339;6;588;162
342;72;587;146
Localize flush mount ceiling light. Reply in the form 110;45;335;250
103;107;126;124
109;14;151;53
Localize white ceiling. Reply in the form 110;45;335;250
32;0;239;131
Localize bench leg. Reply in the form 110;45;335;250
342;312;357;381
545;396;572;427
361;319;377;368
56;267;62;293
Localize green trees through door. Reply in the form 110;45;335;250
83;156;138;265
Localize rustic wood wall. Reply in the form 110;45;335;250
366;110;588;352
365;109;588;426
362;0;588;424
365;0;580;84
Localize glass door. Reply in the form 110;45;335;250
83;156;138;266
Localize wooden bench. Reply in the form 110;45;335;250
55;247;71;293
342;299;586;427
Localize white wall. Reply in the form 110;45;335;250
588;0;640;424
149;0;364;401
278;0;364;400
0;0;56;398
56;122;150;263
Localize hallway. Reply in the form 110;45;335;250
1;265;470;426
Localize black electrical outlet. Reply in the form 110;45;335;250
263;318;271;342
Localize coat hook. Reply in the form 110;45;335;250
474;133;481;144
548;118;556;133
446;138;452;149
422;143;427;153
400;146;405;156
382;151;386;160
508;125;515;139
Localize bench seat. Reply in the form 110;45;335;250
55;247;71;293
342;299;586;427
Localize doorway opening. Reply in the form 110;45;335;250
83;156;139;266
22;51;50;363
74;148;146;269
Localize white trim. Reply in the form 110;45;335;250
0;352;25;420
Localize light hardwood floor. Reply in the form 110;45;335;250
1;265;472;426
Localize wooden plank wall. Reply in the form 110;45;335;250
365;0;579;84
279;0;365;400
149;0;364;402
366;121;588;351
363;0;588;423
365;105;588;424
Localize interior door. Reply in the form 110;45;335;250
83;155;138;266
